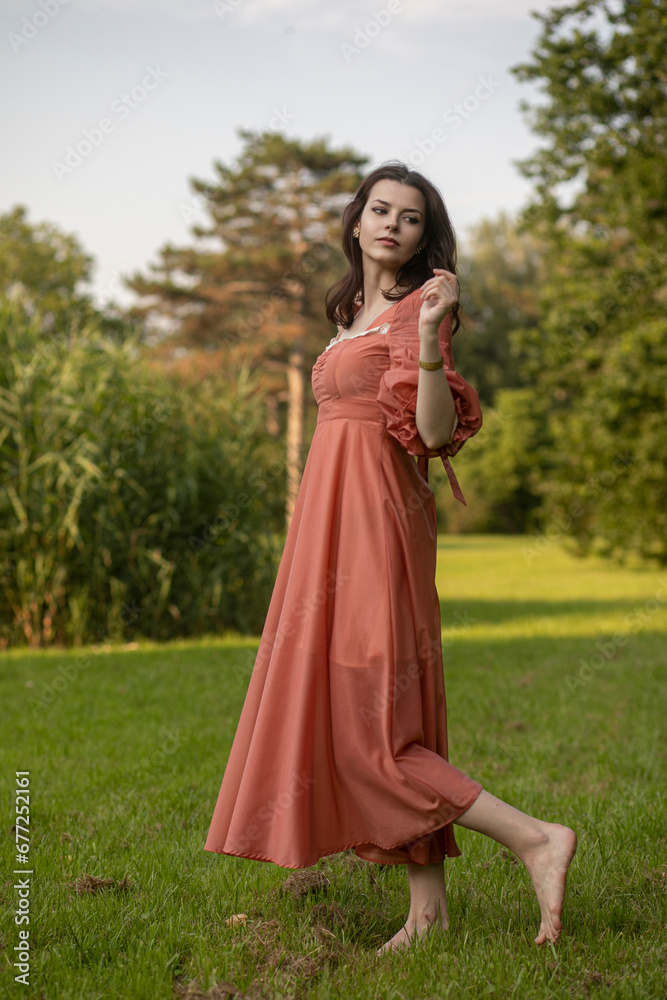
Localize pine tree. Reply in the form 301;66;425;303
125;130;366;527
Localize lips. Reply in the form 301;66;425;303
377;238;398;246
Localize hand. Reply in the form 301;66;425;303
418;268;459;330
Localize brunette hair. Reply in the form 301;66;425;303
325;160;461;335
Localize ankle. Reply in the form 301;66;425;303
408;900;447;926
518;824;550;862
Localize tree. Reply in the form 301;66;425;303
456;211;545;408
0;204;129;341
437;388;554;535
509;0;666;564
125;130;367;527
512;0;665;244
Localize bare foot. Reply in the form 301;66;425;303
376;912;448;956
522;823;577;945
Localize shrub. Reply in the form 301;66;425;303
0;300;284;648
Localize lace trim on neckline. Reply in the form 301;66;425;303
324;321;391;352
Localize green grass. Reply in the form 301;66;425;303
1;535;665;999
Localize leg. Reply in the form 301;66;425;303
376;860;450;956
454;789;577;945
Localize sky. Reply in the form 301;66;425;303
0;0;557;310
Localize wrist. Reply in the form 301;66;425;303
418;320;439;338
419;322;440;347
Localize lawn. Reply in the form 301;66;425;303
1;535;665;999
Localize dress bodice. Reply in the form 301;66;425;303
309;290;483;505
311;325;391;409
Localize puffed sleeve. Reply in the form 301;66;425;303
375;289;483;505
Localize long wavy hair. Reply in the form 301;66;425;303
325;161;461;335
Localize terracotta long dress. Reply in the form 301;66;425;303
204;287;484;869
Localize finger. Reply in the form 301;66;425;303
434;271;458;289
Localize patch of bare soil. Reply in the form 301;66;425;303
66;874;134;895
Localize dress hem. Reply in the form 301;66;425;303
204;782;483;870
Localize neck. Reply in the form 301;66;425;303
359;255;404;318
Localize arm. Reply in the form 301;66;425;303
415;319;457;450
414;269;459;450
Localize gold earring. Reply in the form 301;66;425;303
414;244;423;254
352;226;360;238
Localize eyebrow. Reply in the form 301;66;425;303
371;198;422;215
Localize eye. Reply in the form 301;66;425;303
372;207;420;224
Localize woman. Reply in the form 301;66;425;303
205;161;577;955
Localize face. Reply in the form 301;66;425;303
356;179;426;269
